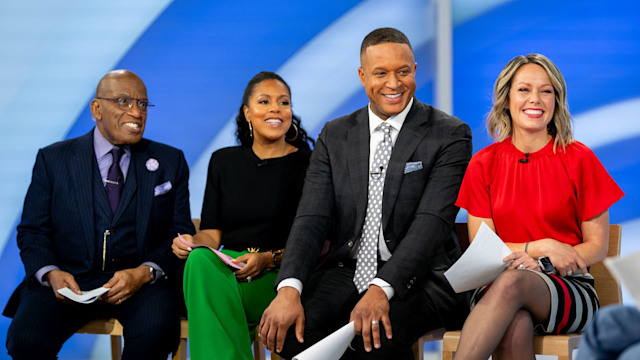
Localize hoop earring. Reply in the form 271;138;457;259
248;121;253;138
286;123;299;142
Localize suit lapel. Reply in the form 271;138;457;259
68;131;98;259
133;142;156;252
347;109;371;230
382;100;430;228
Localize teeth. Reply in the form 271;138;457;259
524;109;543;115
124;123;140;129
384;93;401;99
265;119;282;124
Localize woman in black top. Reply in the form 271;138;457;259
172;72;313;360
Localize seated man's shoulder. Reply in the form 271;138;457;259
322;106;368;134
414;101;466;128
39;135;86;156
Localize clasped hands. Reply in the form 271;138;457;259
258;285;392;354
46;266;151;305
504;238;587;277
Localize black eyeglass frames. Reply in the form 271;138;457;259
95;97;155;112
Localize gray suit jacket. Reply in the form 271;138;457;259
277;99;471;310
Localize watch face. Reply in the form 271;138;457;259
538;257;555;274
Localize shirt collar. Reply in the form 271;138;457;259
367;97;414;135
93;127;129;158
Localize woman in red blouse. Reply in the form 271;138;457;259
454;54;624;360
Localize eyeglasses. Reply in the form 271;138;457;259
95;97;154;112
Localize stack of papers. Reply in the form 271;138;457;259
179;234;246;270
444;222;513;293
293;322;355;360
57;287;109;304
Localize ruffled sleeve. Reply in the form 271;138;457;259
455;146;495;218
563;142;625;222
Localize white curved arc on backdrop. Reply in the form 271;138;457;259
0;1;173;252
188;0;517;217
189;0;438;216
573;97;640;149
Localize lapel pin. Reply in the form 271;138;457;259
146;158;159;171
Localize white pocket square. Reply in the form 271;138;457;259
404;161;423;174
154;181;172;196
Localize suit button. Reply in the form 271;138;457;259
407;283;412;289
338;262;344;268
409;279;414;285
347;241;354;248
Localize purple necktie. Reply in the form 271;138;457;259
105;147;124;214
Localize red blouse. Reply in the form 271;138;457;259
456;138;624;245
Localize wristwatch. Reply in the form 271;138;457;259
148;265;156;281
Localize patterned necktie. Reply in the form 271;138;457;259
354;122;393;293
105;147;124;214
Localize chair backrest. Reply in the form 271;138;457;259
590;224;622;306
453;223;622;307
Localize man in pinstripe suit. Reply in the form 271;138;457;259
4;70;194;359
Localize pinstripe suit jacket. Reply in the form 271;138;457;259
277;99;472;324
4;129;194;316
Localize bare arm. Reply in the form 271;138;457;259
468;210;610;276
526;210;609;275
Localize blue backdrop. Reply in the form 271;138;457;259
0;0;638;358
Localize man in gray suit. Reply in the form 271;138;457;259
259;28;471;359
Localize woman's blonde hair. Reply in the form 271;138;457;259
487;54;574;150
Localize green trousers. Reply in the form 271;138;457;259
184;247;278;360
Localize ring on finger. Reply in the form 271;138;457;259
371;320;379;325
518;264;526;269
247;276;252;283
566;270;573;276
117;299;122;305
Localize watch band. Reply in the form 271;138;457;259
148;265;156;282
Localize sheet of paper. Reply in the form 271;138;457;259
57;287;109;304
178;233;246;270
604;250;640;307
444;222;513;293
293;321;355;360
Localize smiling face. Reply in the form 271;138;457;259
358;42;417;120
508;63;556;137
243;79;292;145
91;71;147;146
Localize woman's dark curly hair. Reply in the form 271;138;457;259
235;71;314;150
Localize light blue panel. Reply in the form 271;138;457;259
0;0;172;253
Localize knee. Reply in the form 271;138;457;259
488;270;531;301
7;320;57;359
184;248;227;279
185;248;214;269
277;326;308;359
